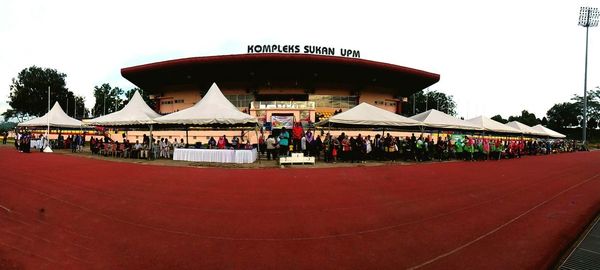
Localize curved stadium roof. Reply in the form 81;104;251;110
121;54;440;97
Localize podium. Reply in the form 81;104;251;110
279;152;315;165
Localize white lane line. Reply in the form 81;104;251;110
406;173;600;270
0;204;11;212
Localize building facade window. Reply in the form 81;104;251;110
224;94;254;108
309;95;358;109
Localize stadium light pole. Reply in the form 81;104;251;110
578;6;599;145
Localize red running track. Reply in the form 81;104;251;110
0;147;599;270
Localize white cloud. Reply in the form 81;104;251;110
0;0;599;120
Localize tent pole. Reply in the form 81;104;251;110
185;126;189;148
255;125;261;164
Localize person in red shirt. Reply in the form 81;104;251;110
292;122;303;153
518;140;525;157
217;135;228;149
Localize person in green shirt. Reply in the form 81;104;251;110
496;140;504;160
476;139;484;160
416;135;424;161
278;127;290;157
454;138;464;160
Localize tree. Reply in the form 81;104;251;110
491;114;508;124
123;88;156;109
541;117;548;126
588;118;598;130
570;87;600;124
5;66;71;120
91;83;124;117
2;109;27;122
0;121;17;133
508;110;540;126
546;102;580;129
404;90;457;116
72;96;90;119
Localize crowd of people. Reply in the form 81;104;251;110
89;134;190;159
14;132;36;153
88;134;258;160
257;124;581;163
13;125;582;164
54;134;86;152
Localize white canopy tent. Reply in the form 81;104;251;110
18;102;85;129
505;121;546;136
154;83;257;126
531;124;567;138
315;102;421;128
85;90;160;126
410;109;482;131
154;83;260;162
465;116;520;134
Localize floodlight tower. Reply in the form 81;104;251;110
578;6;599;145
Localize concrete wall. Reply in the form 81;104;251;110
154;86;400;114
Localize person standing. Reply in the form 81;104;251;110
231;136;239;149
341;135;351;162
483;139;490;160
355;134;365;163
265;135;277;160
208;136;216;149
314;135;323;161
305;131;314;156
416;135;424;161
258;133;266;156
71;135;77;153
140;141;149;159
323;134;331;162
300;132;307;156
373;134;382;160
278;127;290;157
217;135;227;149
14;131;20;150
331;135;340;163
365;135;372;160
465;136;474;161
292;123;303;153
455;138;464;160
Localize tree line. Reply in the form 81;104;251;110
2;66;153;122
489;87;600;130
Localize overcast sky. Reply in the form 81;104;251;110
1;0;598;120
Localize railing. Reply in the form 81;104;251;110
250;101;315;110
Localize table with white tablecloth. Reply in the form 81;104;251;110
173;148;258;164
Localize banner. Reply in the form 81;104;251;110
271;115;294;130
450;134;465;143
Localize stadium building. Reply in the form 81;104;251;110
120;53;440;142
122;53;438;122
